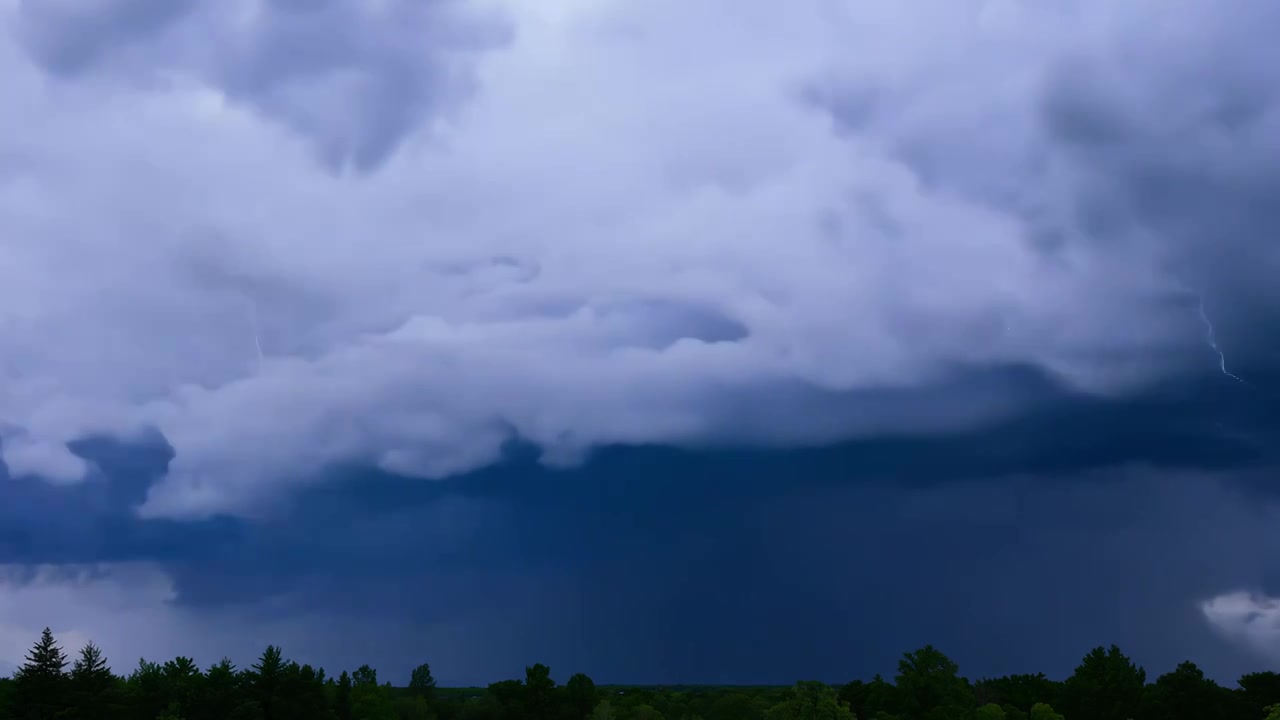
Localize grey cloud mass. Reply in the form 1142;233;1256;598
4;0;1274;520
14;0;507;171
1;0;1279;683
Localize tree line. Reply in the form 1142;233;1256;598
2;628;1280;720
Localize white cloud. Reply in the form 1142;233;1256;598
1201;591;1280;662
0;564;185;671
0;0;1275;516
0;562;571;684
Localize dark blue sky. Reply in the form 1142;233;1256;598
1;0;1280;690
4;363;1280;685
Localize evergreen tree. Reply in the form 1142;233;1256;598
126;658;167;720
162;656;204;718
67;642;117;720
335;671;353;720
195;658;243;720
247;646;285;720
12;627;70;720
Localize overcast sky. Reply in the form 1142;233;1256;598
1;0;1279;686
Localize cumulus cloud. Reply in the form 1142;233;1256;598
12;0;507;171
0;0;1276;517
1202;591;1280;662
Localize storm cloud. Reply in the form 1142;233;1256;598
0;0;1278;686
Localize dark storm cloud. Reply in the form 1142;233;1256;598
3;0;1280;690
124;453;1280;684
809;0;1280;378
5;369;1280;683
6;0;1255;517
0;436;242;566
16;0;198;75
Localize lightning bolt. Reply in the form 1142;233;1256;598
1194;293;1247;385
247;299;264;372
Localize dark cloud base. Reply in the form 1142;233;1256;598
1;364;1278;684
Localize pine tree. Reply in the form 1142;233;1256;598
12;627;70;720
68;642;117;720
335;671;353;720
196;659;242;720
248;646;286;720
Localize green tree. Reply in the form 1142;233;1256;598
764;681;854;720
350;665;395;720
708;691;768;720
66;642;118;720
1026;703;1062;720
1243;672;1280;713
565;673;598;720
335;671;353;720
999;705;1026;720
195;659;243;720
861;675;902;719
247;646;286;720
524;664;557;720
398;694;436;720
12;627;70;720
163;656;204;718
972;674;1060;714
1145;660;1229;720
126;659;167;720
488;679;526;720
1060;645;1145;720
894;646;973;720
631;705;665;720
590;699;617;720
837;680;866;719
410;663;438;704
277;662;331;720
973;704;1005;720
0;678;14;720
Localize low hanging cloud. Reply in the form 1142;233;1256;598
1202;591;1280;663
0;562;462;681
0;0;1277;518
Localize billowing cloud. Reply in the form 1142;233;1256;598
12;0;507;171
1202;591;1280;663
0;0;1277;518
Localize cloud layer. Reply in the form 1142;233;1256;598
1;0;1277;519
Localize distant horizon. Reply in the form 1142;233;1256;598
0;624;1274;690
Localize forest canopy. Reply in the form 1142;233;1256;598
1;628;1279;720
